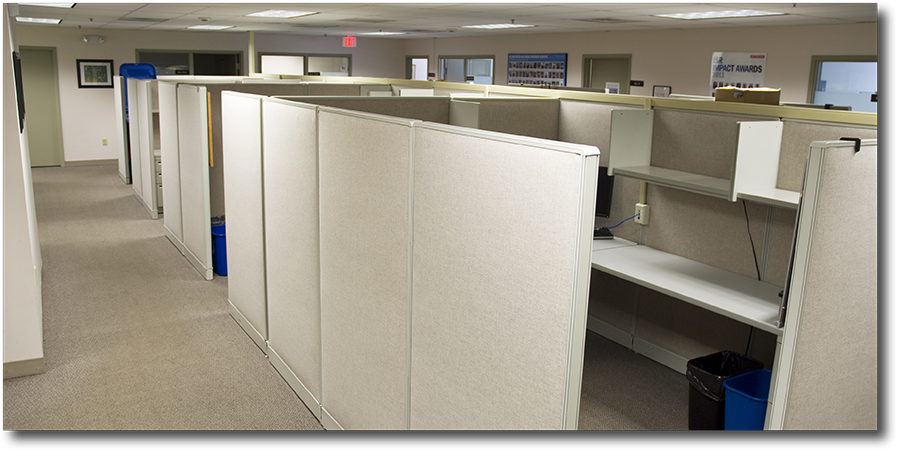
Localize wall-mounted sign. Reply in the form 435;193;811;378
710;52;767;96
630;80;645;87
508;53;567;87
342;36;356;48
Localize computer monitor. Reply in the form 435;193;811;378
595;166;614;218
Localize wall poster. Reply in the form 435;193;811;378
508;53;567;87
710;52;767;96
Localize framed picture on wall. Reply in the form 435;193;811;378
77;59;114;88
507;53;567;87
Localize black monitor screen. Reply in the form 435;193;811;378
595;166;614;218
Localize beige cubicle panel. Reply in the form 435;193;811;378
126;77;143;202
409;123;598;429
317;108;417;430
220;92;267;352
135;79;160;219
770;139;877;430
158;81;184;255
175;84;213;280
282;96;451;124
113;76;130;184
260;97;323;419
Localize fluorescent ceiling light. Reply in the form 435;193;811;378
655;10;785;20
362;31;406;35
188;24;235;30
246;10;317;19
461;23;536;30
18;3;75;8
15;16;62;24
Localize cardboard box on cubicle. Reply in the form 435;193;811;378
715;87;781;105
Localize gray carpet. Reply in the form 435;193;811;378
4;164;688;431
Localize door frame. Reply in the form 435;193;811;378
19;45;66;167
405;55;429;80
581;54;632;93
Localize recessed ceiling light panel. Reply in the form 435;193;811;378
18;3;75;8
15;17;62;24
654;10;785;20
246;10;317;19
188;24;235;30
362;31;406;36
461;23;536;30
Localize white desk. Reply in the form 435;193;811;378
590;239;783;335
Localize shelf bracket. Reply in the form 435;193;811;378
840;137;861;152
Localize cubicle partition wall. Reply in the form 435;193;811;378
259;97;323;420
112;76;129;184
282;96;451;124
220;92;267;352
126;78;143;201
770;139;877;430
175;84;214;280
134;79;161;219
158;81;183;254
219;93;599;430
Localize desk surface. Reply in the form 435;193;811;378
590;239;783;335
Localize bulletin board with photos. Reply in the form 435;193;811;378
508;53;567;87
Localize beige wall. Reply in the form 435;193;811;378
404;22;877;101
15;21;877;163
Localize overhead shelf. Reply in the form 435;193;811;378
608;109;799;208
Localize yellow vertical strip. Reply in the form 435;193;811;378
207;91;214;167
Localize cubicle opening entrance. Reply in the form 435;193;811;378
582;55;632;94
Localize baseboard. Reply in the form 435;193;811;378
163;226;186;255
586;315;633;349
227;300;267;355
321;407;344;430
65;159;117;167
134;193;159;219
632;337;689;375
586;317;689;374
267;344;322;421
4;357;45;379
183;244;213;281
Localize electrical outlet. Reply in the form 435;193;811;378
102;138;108;146
635;203;650;225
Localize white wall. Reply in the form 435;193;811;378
4;4;44;374
253;32;405;78
404;22;877;102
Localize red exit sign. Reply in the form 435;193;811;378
342;36;356;47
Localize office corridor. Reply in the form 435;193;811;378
4;164;687;431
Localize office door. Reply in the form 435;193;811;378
19;46;64;167
584;55;631;94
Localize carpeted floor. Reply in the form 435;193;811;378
4;164;688;431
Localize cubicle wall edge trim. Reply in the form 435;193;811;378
561;153;600;430
227;300;267;355
766;142;825;429
267;344;323;421
405;120;415;431
321;407;344;430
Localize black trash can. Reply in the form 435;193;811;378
686;351;764;430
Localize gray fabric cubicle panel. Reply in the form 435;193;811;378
176;84;213;280
474;98;559;140
261;98;323;413
283;97;451;124
409;124;593;430
158;81;183;249
777;121;878;192
221;92;267;350
307;83;360;96
558;100;640;167
780;141;877;430
650;109;763;180
317;109;414;430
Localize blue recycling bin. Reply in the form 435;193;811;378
211;225;227;276
723;369;772;430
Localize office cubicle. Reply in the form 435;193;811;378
168;75;877;429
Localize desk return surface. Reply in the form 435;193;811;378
591;239;783;335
